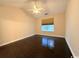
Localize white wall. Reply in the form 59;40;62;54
65;0;79;57
0;6;36;46
36;13;65;37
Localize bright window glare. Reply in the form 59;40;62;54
42;37;55;49
48;39;55;48
42;37;48;47
41;25;54;32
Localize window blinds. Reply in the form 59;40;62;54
42;18;54;25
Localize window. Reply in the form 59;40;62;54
41;18;54;32
41;25;54;32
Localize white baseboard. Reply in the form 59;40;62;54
65;38;76;58
0;34;35;47
51;35;65;38
0;34;64;47
36;34;65;38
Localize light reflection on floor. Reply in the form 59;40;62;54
42;37;55;49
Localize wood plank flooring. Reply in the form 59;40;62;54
0;35;73;58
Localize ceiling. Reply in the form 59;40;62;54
0;0;68;18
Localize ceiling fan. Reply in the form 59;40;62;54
24;0;46;15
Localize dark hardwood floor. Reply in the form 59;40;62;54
0;35;72;58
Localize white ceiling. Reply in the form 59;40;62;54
0;0;68;18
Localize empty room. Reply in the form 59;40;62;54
0;0;79;58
